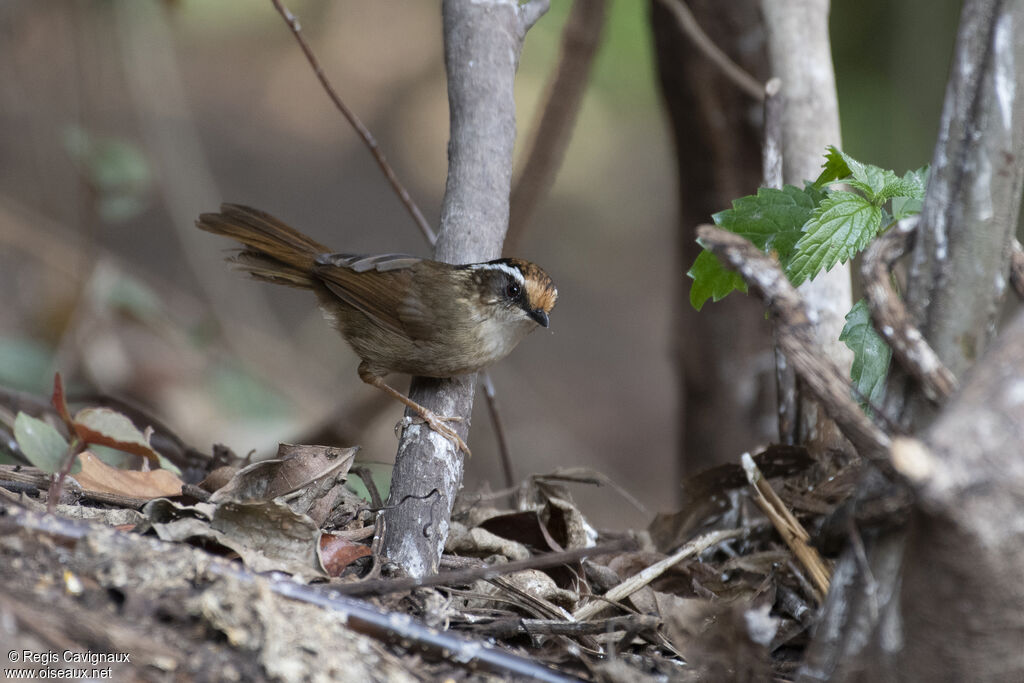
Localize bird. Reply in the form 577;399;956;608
195;204;557;455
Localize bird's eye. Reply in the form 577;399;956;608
505;281;522;299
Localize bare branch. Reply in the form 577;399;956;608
762;76;796;444
508;0;607;250
862;217;957;402
268;0;437;245
655;0;765;101
761;0;852;451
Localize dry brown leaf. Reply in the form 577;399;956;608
74;451;183;498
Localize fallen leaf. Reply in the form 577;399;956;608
318;533;371;577
74;451;183;498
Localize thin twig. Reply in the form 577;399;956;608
481;372;516;492
762;76;797;445
862;216;957;402
655;0;765;101
462;614;660;639
571;528;745;621
741;452;830;599
507;0;607;250
268;0;436;246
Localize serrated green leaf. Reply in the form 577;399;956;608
814;146;850;187
688;249;746;310
834;149;926;204
689;185;818;309
840;299;892;408
14;412;79;474
843;162;889;199
714;185;818;257
787;191;882;286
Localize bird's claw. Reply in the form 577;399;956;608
396;412;471;456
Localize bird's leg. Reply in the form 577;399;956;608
358;365;471;456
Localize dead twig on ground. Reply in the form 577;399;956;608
741;452;830;600
572;528;745;621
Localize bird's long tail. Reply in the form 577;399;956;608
195;203;330;289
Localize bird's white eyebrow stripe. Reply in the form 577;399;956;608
470;262;525;286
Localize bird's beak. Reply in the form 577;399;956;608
529;309;550;328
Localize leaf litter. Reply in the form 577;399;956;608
1;382;871;681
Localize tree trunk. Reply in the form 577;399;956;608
801;0;1024;678
650;0;775;474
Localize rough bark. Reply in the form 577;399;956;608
894;311;1024;679
895;0;1024;426
760;0;853;454
801;1;1024;679
650;0;775;473
381;0;548;577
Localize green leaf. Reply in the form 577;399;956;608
345;462;393;503
786;191;882;286
63;125;152;223
839;153;891;200
688;249;746;310
13;412;79;474
689;185;820;309
714;185;818;256
840;300;892;408
814;146;851;187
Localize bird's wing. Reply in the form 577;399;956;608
314;253;435;340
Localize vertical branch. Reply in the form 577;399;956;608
381;0;549;576
898;0;1024;425
760;0;852;453
762;77;798;445
506;0;606;250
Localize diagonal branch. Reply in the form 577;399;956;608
269;0;436;245
696;225;893;473
507;0;607;250
862;217;957;402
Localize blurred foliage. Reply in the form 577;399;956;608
63;125;153;223
522;0;657;114
209;364;291;419
0;337;53;393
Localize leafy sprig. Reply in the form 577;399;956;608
689;147;928;407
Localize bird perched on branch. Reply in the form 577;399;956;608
196;204;557;455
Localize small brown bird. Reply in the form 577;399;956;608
195;204;557;455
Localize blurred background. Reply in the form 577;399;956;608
0;1;960;529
